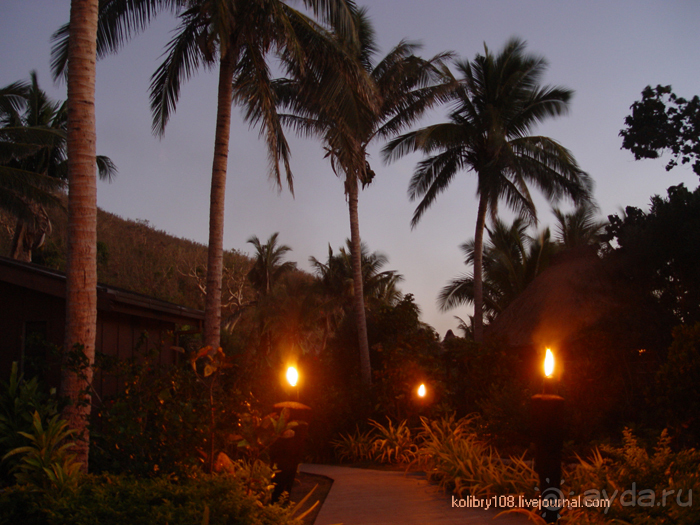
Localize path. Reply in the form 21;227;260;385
300;464;531;525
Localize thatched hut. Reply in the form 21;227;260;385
486;247;623;351
484;247;660;440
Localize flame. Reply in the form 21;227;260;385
417;383;426;398
286;366;299;387
544;348;555;377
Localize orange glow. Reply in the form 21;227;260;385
286;366;299;387
417;383;426;398
544;349;555;377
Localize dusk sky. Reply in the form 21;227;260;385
2;1;699;337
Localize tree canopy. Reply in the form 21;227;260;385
620;85;700;176
604;183;700;326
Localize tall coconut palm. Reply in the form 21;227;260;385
383;38;593;341
275;8;453;385
52;0;358;351
0;72;116;261
439;217;555;322
61;0;100;472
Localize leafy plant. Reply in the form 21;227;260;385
331;426;374;463
414;414;537;498
2;411;80;494
0;362;59;485
368;418;417;464
0;473;298;525
213;453;276;504
565;428;700;524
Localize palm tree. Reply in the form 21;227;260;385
310;240;404;355
552;202;606;250
62;0;100;472
1;77;65;255
0;72;116;261
439;217;555;322
52;0;358;351
246;232;296;297
275;8;453;385
246;232;296;357
383;38;593;342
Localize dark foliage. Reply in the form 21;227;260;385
604;184;700;327
0;474;294;525
620;85;700;176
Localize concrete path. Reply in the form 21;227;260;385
300;464;531;525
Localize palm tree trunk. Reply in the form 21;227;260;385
204;51;235;350
62;0;99;472
473;193;488;343
347;176;371;386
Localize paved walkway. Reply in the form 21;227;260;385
300;464;531;525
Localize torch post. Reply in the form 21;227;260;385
531;349;565;523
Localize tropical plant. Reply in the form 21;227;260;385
0;362;60;485
565;428;700;524
309;240;404;357
51;0;359;354
438;217;555;322
0;72;116;261
383;38;593;341
331;425;374;463
2;411;81;494
247;232;297;297
276;8;453;385
367;418;417;464
0;473;298;525
552;202;606;250
414;414;537;498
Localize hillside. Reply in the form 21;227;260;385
0;207;253;311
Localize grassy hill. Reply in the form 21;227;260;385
0;206;253;311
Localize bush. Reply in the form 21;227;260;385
2;411;81;495
565;428;700;524
655;323;700;446
0;362;60;486
414;414;537;498
0;473;299;525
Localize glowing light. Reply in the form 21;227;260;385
286;366;299;387
417;383;426;398
544;349;555;378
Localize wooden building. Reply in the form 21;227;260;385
0;256;203;397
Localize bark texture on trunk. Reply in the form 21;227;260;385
472;193;488;343
347;176;371;386
62;0;99;472
204;52;235;349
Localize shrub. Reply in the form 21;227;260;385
414;414;537;498
0;362;60;485
2;411;81;495
331;426;374;463
0;473;299;525
368;418;417;464
565;428;700;524
655;323;700;446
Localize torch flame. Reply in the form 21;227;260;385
286;366;298;387
417;383;426;398
544;349;555;377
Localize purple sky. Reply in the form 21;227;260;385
2;1;699;337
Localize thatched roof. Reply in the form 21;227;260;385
486;248;623;349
